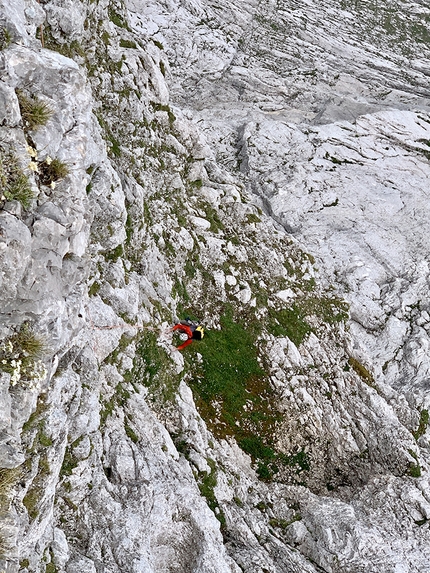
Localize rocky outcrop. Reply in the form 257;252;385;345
0;1;429;572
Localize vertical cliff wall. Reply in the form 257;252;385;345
0;1;429;572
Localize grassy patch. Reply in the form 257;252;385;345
60;447;79;477
108;9;130;30
100;383;131;425
269;514;301;530
267;305;311;347
120;39;137;49
125;424;139;443
407;449;421;477
0;323;47;387
185;307;304;479
246;213;261;224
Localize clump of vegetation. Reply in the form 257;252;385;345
0;323;47;390
0;466;21;554
16;90;53;131
348;357;374;384
38;157;69;185
0;149;34;209
120;39;137;49
60;447;79;477
0;466;21;513
407;449;421;478
266;304;311;347
184;307;310;481
197;459;225;526
0;28;12;50
413;409;429;440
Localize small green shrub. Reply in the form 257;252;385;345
16;90;53;131
0;150;34;209
38;157;69;185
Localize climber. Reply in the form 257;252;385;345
172;319;205;351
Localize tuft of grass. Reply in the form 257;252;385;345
108;9;130;30
0;323;47;387
38;158;69;185
409;462;421;478
0;466;21;512
12;323;46;358
22;488;40;519
348;357;374;384
60;447;79;477
16;90;53;131
0;150;34;209
0;28;12;50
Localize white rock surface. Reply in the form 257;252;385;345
0;1;429;573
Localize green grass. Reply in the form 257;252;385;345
39;158;69;185
22;488;40;519
0;323;47;384
413;409;429;440
16;90;53;131
60;447;79;477
198;459;226;526
187;309;264;416
108;9;130;30
184;307;310;480
120;39;137;49
267;305;311;347
0;28;11;50
0;150;34;209
348;357;374;384
125;424;139;443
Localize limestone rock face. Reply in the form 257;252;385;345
0;1;429;573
